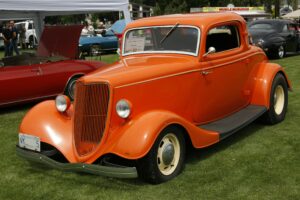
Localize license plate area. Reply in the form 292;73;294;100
19;133;41;152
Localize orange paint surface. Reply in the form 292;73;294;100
19;13;291;163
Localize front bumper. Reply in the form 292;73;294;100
16;146;138;178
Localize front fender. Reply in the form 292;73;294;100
251;62;291;108
19;100;77;162
103;110;219;160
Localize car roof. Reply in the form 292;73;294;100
126;12;245;29
249;19;295;25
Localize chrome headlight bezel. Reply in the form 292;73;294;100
257;39;265;47
55;95;71;113
116;99;131;119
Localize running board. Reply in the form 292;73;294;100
199;105;267;140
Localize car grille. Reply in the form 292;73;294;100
73;81;110;156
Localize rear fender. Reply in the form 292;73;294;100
19;100;77;162
251;62;291;108
105;110;219;160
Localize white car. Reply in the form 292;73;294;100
15;20;37;48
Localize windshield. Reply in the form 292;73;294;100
249;23;274;30
123;26;200;56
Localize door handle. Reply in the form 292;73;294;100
201;70;212;75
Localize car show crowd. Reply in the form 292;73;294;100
1;20;21;57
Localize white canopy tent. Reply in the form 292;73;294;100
0;0;131;39
282;9;300;19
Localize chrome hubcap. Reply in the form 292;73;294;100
157;133;180;176
278;46;284;58
274;85;285;115
162;143;175;165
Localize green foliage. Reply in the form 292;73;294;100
153;0;189;15
165;0;188;14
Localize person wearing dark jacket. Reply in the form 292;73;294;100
2;22;13;57
10;21;19;56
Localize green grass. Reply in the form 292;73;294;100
0;52;299;200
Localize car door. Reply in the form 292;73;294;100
193;22;252;124
281;23;298;52
0;64;43;105
36;61;72;97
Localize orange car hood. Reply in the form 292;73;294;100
37;25;83;59
81;55;198;87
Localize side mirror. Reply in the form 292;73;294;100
203;47;216;57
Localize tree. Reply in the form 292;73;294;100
164;0;188;14
152;0;189;15
291;0;298;11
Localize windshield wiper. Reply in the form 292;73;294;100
160;23;179;44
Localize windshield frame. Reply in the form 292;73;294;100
122;25;201;57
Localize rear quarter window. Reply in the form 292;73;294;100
206;25;240;53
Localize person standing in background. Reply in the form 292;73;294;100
2;21;13;57
10;21;19;56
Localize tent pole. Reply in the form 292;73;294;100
122;5;132;23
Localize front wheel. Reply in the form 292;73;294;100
137;126;186;184
261;73;288;124
89;45;101;56
65;77;80;101
275;45;285;59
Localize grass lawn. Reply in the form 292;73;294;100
0;51;299;200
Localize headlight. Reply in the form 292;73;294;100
116;99;131;119
55;95;71;113
257;39;264;47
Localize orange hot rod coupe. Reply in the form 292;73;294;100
17;13;291;184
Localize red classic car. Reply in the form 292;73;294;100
17;13;291;184
0;25;105;107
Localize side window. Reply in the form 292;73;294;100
282;24;289;33
206;25;240;53
28;23;33;30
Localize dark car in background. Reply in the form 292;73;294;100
248;19;300;59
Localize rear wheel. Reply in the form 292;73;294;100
261;73;288;124
137;126;186;184
29;36;37;48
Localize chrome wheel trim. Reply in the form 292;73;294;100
278;46;285;58
274;85;285;115
157;133;180;176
